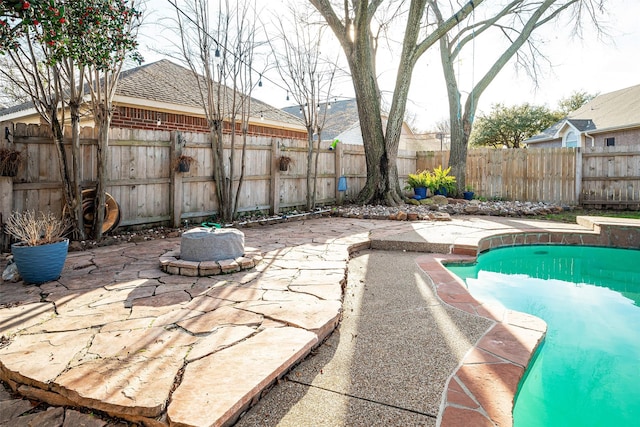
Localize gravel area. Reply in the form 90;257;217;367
332;198;569;220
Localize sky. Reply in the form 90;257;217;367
138;0;640;131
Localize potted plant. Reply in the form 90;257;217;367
0;147;22;177
405;170;432;199
431;165;456;196
463;185;475;200
4;210;70;284
278;155;293;172
175;155;195;172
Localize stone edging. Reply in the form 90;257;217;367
417;253;545;426
159;250;263;276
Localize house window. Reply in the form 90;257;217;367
606;137;615;147
564;131;578;148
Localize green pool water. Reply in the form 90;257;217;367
447;245;640;427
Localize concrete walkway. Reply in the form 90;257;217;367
1;215;636;426
236;249;492;426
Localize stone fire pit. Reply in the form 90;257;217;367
160;227;261;276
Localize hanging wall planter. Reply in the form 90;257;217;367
279;156;293;172
175;155;195;173
0;147;22;177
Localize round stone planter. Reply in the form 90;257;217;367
11;238;69;284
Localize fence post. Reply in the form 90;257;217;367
335;141;344;204
170;131;183;228
0;176;12;251
270;138;280;215
575;147;582;205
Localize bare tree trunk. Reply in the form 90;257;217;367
211;123;229;222
233;124;249;216
50;111;76;222
312;131;321;210
68;100;85;240
305;126;314;210
94;108;110;240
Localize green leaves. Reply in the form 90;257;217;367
470;103;563;149
0;0;141;69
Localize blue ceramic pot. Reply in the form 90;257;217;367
12;239;69;284
413;187;427;199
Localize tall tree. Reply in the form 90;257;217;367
0;0;142;240
172;0;262;222
269;2;338;210
558;90;597;115
470;103;562;148
75;0;142;239
1;0;84;236
432;0;606;193
309;0;482;205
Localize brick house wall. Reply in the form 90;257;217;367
111;106;307;139
591;128;640;148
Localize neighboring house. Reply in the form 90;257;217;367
282;98;426;151
0;59;306;139
525;84;640;148
333;114;418;152
282;98;359;142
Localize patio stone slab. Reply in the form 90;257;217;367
54;354;185;418
177;306;263;334
236;299;342;339
167;327;317;427
0;331;94;388
0;302;54;337
186;325;256;362
0;399;33;423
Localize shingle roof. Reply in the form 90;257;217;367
0;59;303;127
526;83;640;144
117;59;303;126
282;98;359;141
568;84;640;130
0;100;35;116
566;119;597;132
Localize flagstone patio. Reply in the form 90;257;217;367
0;215;637;426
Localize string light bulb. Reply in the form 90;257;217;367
215;44;220;58
258;74;263;87
286;91;290;101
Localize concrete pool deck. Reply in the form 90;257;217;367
1;215;638;426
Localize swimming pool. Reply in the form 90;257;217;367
447;245;640;427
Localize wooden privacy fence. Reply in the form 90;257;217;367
3;123;418;227
417;148;579;205
581;146;640;208
5;121;640;232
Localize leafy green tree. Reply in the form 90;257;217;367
434;0;606;194
470;103;562;148
0;0;141;239
558;90;597;115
